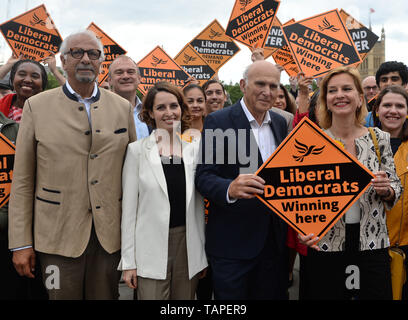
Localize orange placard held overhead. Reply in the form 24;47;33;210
340;9;379;63
255;117;374;240
0;4;62;61
271;19;297;75
174;44;216;87
87;23;127;86
189;20;240;72
282;59;300;77
137;46;191;96
263;16;285;59
282;9;361;78
225;0;280;48
0;133;16;209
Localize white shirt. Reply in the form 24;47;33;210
65;80;99;125
226;99;277;203
240;98;276;162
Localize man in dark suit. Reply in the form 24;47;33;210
195;60;289;300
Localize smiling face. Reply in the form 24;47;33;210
362;76;378;101
377;92;408;138
184;87;205;120
379;71;403;90
273;87;287;110
13;62;43;100
326;73;363;119
109;57;140;97
204;82;225;114
240;61;280;122
149;91;182;132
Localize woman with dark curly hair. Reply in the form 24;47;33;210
119;82;207;300
0;58;48;123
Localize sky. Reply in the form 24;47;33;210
0;0;407;86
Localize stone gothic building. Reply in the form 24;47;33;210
358;27;386;79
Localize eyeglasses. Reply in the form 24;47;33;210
363;86;378;91
67;48;102;60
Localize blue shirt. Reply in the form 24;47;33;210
133;97;150;139
365;111;374;128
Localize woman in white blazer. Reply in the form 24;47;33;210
118;82;207;300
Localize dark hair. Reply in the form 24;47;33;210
139;82;190;132
373;85;408;141
9;59;48;91
278;84;297;115
202;79;226;95
183;84;206;100
375;61;408;86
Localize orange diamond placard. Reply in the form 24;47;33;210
263;16;285;58
225;0;280;48
255;117;374;240
282;9;361;78
87;23;127;86
174;44;216;87
339;9;379;64
137;46;191;96
189;20;240;72
0;4;63;61
0;133;16;208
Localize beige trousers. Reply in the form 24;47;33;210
137;226;199;300
38;226;121;300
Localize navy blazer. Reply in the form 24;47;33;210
195;101;288;260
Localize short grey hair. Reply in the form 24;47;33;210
60;30;105;62
243;64;251;84
108;55;140;77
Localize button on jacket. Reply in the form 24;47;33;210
8;85;137;257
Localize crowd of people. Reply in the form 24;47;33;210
0;29;407;301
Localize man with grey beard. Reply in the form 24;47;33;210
8;30;136;300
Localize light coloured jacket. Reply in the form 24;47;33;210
8;86;136;257
118;133;207;279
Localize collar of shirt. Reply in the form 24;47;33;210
240;98;276;162
65;80;98;125
135;96;142;112
240;98;271;128
65;80;98;102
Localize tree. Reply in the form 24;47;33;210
223;81;243;105
45;72;61;90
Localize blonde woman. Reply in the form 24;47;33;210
299;66;402;300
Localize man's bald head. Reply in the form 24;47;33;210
240;61;281;124
362;75;378;102
109;55;139;77
243;60;281;84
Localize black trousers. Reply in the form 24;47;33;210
209;226;288;300
302;224;392;300
0;236;48;300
